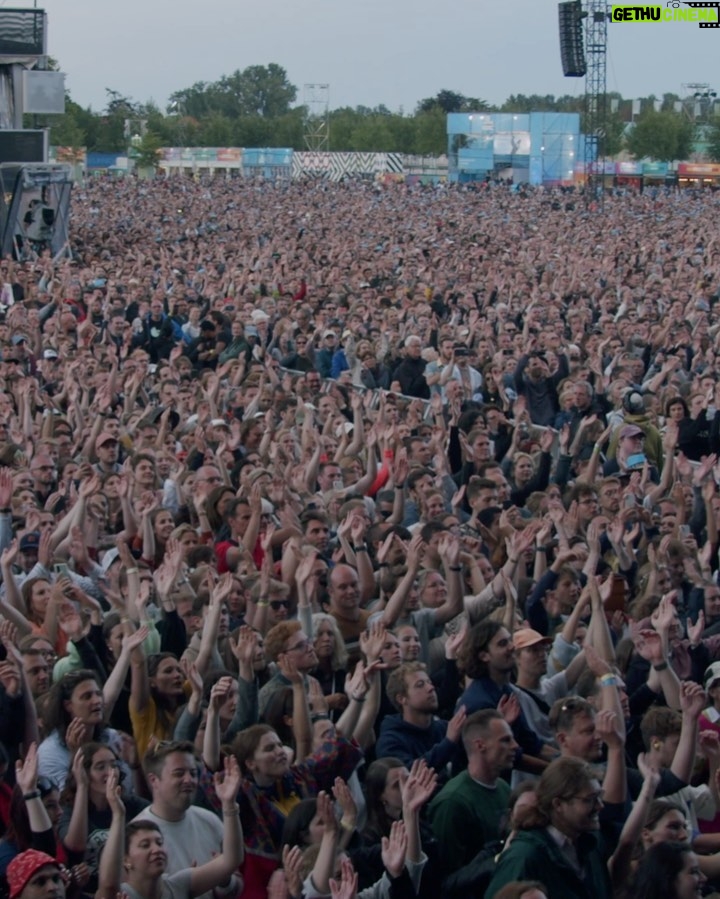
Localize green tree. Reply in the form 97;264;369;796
707;115;720;162
417;90;488;114
415;107;448;155
626;108;695;161
133;131;163;169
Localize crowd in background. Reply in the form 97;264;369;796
0;176;718;899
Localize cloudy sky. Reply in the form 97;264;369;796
34;0;719;113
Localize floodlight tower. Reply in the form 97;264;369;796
303;83;330;152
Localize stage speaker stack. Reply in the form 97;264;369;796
558;1;587;77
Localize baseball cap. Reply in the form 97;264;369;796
42;349;58;360
95;432;118;448
19;532;40;553
512;628;553;651
620;424;644;440
705;661;720;691
101;547;120;573
323;330;336;339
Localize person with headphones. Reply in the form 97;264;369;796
605;391;663;473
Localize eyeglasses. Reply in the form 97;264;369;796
285;636;312;651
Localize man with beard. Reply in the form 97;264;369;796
486;757;613;899
376;662;466;775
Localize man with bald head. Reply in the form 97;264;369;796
328;564;374;666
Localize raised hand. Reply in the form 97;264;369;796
329;857;359;899
497;692;520;725
595;709;624;750
281;844;304;898
213;754;241;804
401;758;438;813
446;704;467;743
332;777;358;830
633;629;666;666
679;680;706;720
359;621;387;664
277;652;303;685
106;764;125;817
15;742;39;794
381;820;408;879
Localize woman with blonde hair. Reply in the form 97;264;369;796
310;613;348;719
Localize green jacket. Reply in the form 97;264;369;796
486;827;612;899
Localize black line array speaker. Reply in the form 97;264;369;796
558;1;587;77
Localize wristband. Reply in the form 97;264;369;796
126;567;138;575
22;790;40;800
395;482;406;489
652;662;669;671
350;694;366;703
256;601;269;608
353;544;368;552
536;546;547;553
222;804;240;815
507;557;519;564
449;565;463;572
383;450;394;459
593;444;601;454
340;820;356;832
600;674;618;687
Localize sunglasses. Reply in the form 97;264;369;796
270;599;291;611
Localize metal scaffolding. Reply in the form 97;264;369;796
303;83;330;152
583;1;609;204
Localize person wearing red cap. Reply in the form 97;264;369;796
6;849;65;899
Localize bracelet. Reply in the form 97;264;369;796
353;544;368;552
222;804;240;815
340;820;356;832
536;545;547;553
22;790;40;800
507;557;519;564
256;601;269;608
350;694;366;703
395;482;406;489
126;567;138;575
593;444;601;454
652;662;669;671
449;565;463;572
600;674;618;687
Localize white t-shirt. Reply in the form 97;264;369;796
131;806;224;899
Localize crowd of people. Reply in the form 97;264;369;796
0;173;717;899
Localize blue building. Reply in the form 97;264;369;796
447;112;581;185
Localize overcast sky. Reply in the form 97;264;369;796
34;0;719;113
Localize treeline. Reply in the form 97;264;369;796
36;63;720;162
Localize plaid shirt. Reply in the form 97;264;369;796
199;735;363;860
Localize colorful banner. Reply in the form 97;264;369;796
677;163;720;175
